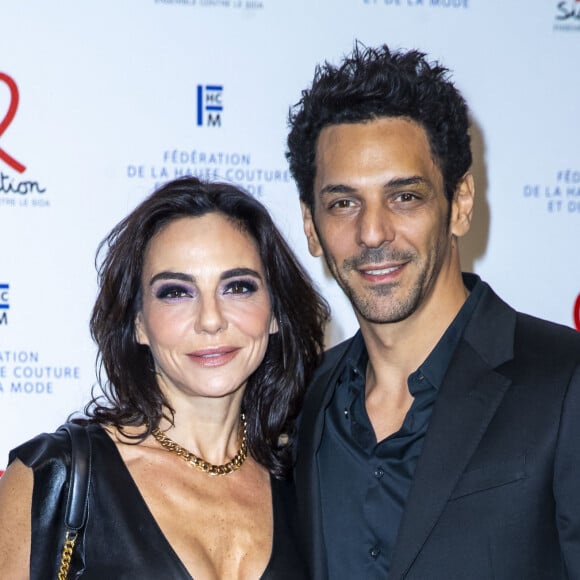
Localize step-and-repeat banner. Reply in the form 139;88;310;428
1;0;579;467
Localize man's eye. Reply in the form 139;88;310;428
330;199;354;209
396;192;419;202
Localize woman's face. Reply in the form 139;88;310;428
135;213;278;405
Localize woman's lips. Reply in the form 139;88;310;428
187;347;241;367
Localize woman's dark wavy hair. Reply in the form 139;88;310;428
286;42;472;209
86;176;329;479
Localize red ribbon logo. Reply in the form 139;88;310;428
0;72;26;173
574;293;580;331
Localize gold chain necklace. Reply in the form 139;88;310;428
151;414;247;476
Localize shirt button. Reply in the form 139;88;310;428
374;467;384;479
369;545;381;559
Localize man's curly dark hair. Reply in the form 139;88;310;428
286;42;472;210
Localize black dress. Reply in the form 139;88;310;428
9;423;308;579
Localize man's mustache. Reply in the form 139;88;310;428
343;247;415;270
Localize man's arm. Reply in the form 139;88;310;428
554;364;580;574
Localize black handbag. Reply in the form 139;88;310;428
56;423;92;580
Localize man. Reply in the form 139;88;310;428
286;43;580;579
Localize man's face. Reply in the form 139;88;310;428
303;117;472;325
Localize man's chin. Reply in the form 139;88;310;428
351;299;418;325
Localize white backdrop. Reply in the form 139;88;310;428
1;0;579;469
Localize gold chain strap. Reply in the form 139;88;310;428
57;530;78;580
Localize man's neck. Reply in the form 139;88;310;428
359;273;469;397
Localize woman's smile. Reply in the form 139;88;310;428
135;212;278;402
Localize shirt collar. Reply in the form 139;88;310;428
419;274;484;388
340;273;485;391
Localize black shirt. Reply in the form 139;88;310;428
319;278;484;579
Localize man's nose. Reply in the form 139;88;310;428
357;204;395;248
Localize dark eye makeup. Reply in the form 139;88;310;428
224;279;259;295
153;278;260;301
155;283;193;300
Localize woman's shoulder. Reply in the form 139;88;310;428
8;422;109;471
8;428;71;470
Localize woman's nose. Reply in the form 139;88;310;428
194;295;227;334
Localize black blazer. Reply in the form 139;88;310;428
296;277;580;579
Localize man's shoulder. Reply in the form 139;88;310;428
303;335;359;402
514;311;580;359
299;336;358;424
468;275;580;362
316;335;358;377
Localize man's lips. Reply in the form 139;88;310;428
187;347;240;367
358;263;405;282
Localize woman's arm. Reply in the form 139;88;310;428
0;459;33;579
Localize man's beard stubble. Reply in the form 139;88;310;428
320;244;427;325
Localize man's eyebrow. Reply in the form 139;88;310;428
318;183;357;196
384;176;430;189
318;176;429;197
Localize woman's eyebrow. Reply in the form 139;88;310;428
148;271;194;286
220;268;263;281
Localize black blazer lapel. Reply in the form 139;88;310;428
296;338;353;580
389;284;516;578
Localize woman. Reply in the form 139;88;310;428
0;177;329;579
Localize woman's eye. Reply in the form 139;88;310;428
224;280;258;295
155;285;192;300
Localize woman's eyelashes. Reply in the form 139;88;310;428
155;283;194;300
223;278;259;295
153;278;259;301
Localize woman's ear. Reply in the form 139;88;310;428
269;314;279;335
134;312;149;346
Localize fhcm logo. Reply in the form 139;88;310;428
0;283;8;325
197;85;223;127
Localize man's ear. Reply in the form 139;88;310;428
301;201;323;257
134;312;149;346
450;173;475;238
